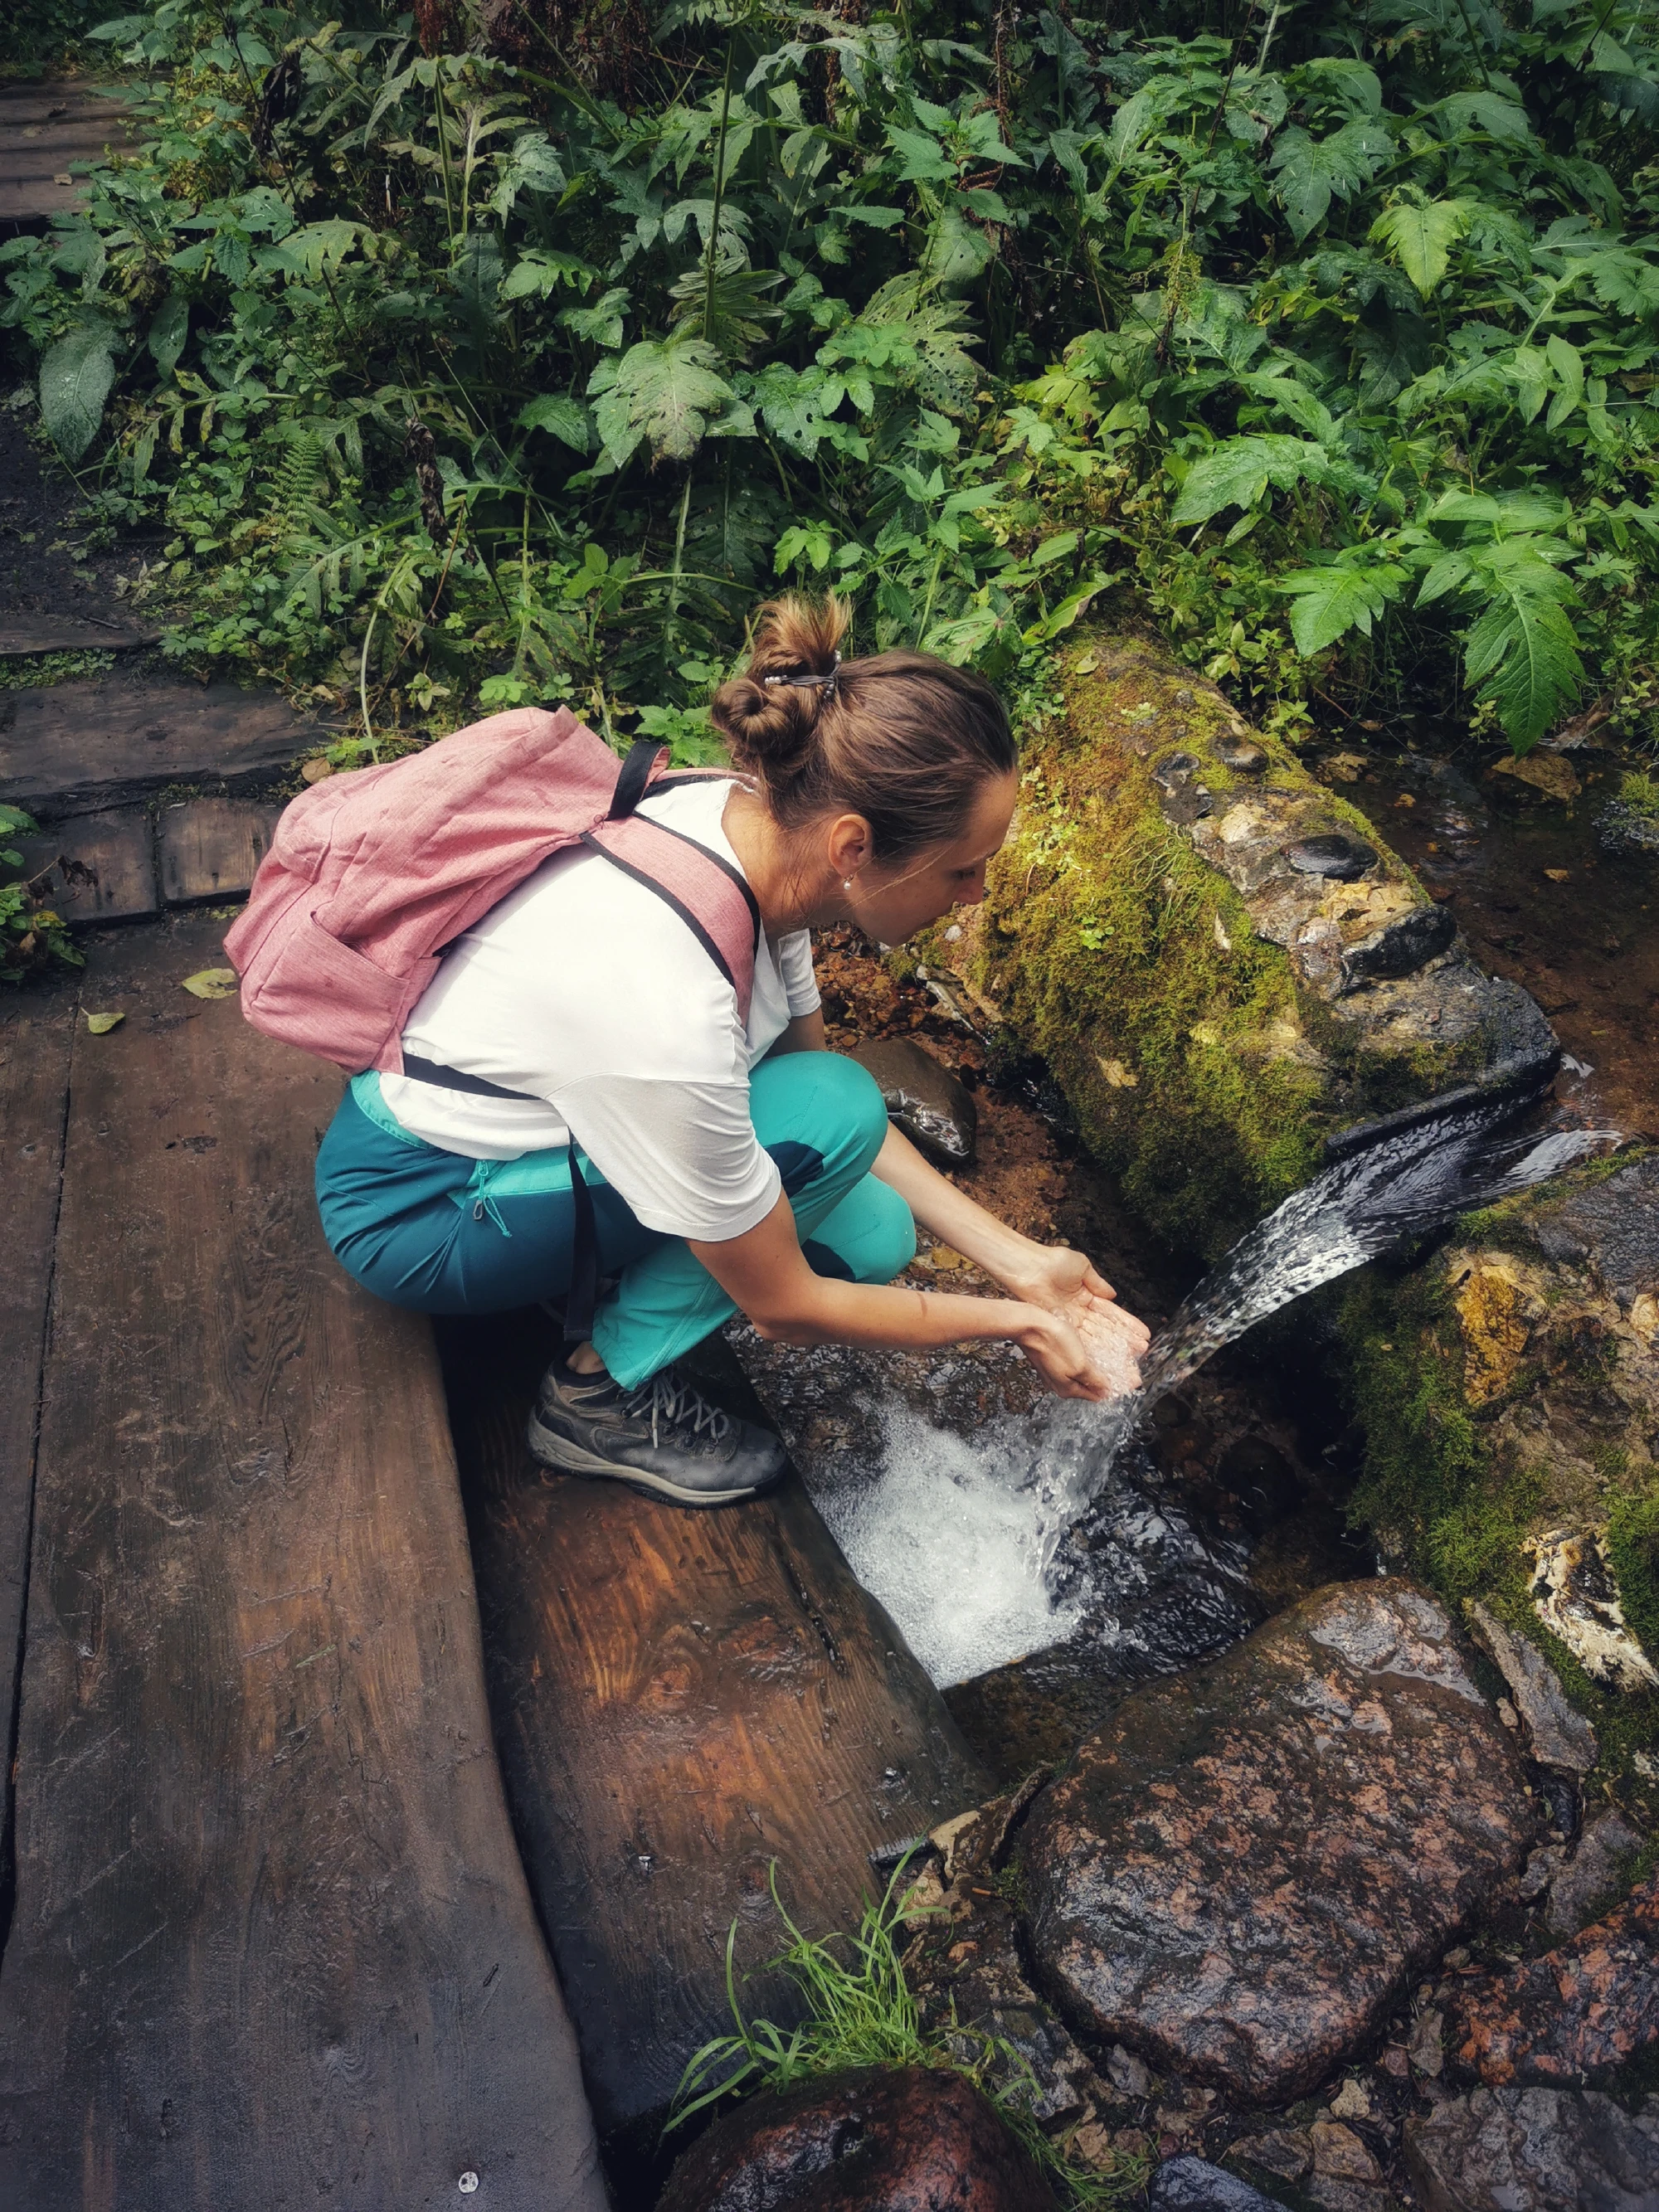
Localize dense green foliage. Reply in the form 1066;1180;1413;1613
0;806;81;980
7;0;1659;758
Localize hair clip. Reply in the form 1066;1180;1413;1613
762;650;840;701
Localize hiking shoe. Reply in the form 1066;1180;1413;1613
526;1355;788;1506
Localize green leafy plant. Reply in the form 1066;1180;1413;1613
669;1865;1143;2206
0;805;82;981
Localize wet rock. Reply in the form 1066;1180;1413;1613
1339;901;1457;989
849;1038;978;1169
1146;2157;1284;2211
1598;798;1659;854
654;2065;1058;2212
1546;1811;1644;1937
1464;1600;1598;1773
1019;1581;1534;2103
1341;1152;1659;1784
1308;2119;1393;2212
1525;1529;1659;1694
1288;832;1379;880
917;632;1555;1258
1447;1871;1659;2085
1402;2087;1659;2212
1229;2127;1312;2183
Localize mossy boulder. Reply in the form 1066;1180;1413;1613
1342;1150;1659;1799
925;634;1552;1257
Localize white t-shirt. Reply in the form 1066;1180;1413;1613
377;779;820;1242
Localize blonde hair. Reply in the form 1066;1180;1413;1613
709;596;1016;863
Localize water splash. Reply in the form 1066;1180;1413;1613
1031;1090;1613;1571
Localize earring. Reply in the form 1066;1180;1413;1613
843;878;854;890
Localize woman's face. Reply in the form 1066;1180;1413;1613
851;770;1019;944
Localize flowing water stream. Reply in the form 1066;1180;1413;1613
795;1085;1613;1690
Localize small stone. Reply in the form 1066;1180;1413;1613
1379;2044;1410;2080
1408;2009;1445;2080
1323;752;1368;783
1213;735;1268;775
1498;1699;1520;1730
1147;2156;1284;2211
1491;753;1582;803
1106;2044;1155;2098
849;1038;978;1168
1311;2120;1382;2183
1404;2087;1659;2212
1069;2120;1116;2171
1546;1811;1644;1938
1447;1870;1659;2086
1329;2079;1371;2122
1287;833;1378;880
1519;1844;1566;1902
1524;1529;1659;1694
1231;2127;1313;2181
655;2065;1059;2212
1465;1601;1599;1772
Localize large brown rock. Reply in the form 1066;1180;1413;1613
1403;2087;1659;2211
1019;1580;1535;2103
1447;1870;1659;2085
654;2066;1058;2212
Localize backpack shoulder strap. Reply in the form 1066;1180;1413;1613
581;814;761;1025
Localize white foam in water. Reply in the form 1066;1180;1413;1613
809;1404;1085;1686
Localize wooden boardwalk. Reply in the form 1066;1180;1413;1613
0;82;131;232
0;673;989;2204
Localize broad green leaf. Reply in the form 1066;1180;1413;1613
501;250;596;300
561;288;629;349
39;319;116;463
592;336;737;465
148;292;188;380
1416;552;1472;605
1170;436;1329;528
182;967;238;1000
1545;334;1584;430
1271;121;1392;241
1432;93;1535;144
885;125;956;182
1369;198;1474;297
269;219;366;280
1278;563;1407;655
85;1010;124;1034
1462;553;1584;752
1510;344;1550;424
517;394;591;452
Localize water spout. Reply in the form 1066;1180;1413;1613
1031;1088;1615;1573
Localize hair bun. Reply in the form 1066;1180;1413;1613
710;594;849;784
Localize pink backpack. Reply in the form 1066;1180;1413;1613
226;707;757;1076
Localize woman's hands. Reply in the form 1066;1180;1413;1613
999;1244;1151;1402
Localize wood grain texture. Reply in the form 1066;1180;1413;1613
441;1312;988;2152
0;976;77;1889
158;796;283;903
0;619;157;658
12;807;158;921
0;86;131;230
0;916;608;2212
0;680;319;815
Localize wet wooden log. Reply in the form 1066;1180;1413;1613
9;805;158;921
440;1311;989;2178
0;679;321;815
158;795;282;903
0;976;77;1884
0;84;132;231
0;915;607;2212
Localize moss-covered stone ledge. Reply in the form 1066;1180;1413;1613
922;633;1554;1256
1341;1150;1659;1801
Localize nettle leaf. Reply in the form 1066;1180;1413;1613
1369;198;1476;297
1170;435;1329;527
517;392;591;452
1545;333;1584;429
886;124;956;183
1270;120;1392;242
1278;562;1408;655
1432;92;1535;145
561;287;629;349
591;335;739;464
39;318;117;462
501;249;596;301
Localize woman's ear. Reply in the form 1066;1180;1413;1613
825;812;873;882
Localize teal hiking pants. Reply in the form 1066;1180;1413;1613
314;1049;915;1388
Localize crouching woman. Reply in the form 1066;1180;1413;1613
314;597;1149;1507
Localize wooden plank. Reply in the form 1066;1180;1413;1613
0;86;131;231
0;975;78;1889
0;680;322;816
0;915;608;2212
441;1311;989;2168
0;618;158;658
9;806;157;922
158;796;283;904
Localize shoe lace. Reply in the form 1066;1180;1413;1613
621;1369;732;1451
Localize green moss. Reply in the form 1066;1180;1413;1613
1618;770;1659;821
1608;1481;1659;1659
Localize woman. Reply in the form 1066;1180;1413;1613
314;597;1150;1506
